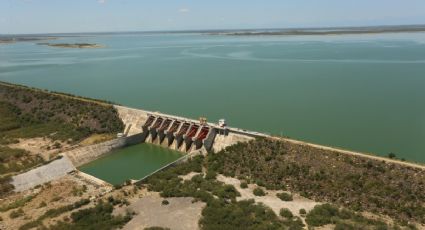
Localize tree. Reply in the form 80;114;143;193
388;153;396;159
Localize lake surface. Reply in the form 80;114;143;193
0;32;424;162
78;144;182;185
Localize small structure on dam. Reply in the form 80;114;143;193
140;114;219;153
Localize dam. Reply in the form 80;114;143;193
114;105;267;154
67;105;267;185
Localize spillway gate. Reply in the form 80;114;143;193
140;114;217;153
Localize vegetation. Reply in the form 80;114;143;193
144;155;305;230
277;192;293;201
0;145;43;175
0;194;35;212
200;199;301;230
252;187;265;196
9;208;24;219
144;227;170;230
240;181;248;188
279;208;293;218
48;201;132;230
305;204;403;229
0;176;14;198
207;138;425;224
0;82;124;144
19;199;90;230
0;82;124;197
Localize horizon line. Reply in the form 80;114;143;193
2;23;425;36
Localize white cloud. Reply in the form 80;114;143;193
98;0;106;4
179;8;190;13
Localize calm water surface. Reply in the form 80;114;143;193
0;32;424;162
78;144;182;185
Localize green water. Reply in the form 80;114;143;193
0;32;424;162
78;144;182;185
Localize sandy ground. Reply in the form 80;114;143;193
118;192;205;230
178;172;200;181
79;134;115;146
216;175;319;222
0;174;103;230
8;137;71;161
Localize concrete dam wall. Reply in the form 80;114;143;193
64;133;145;167
114;105;265;154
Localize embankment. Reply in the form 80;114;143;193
11;156;75;192
64;133;145;167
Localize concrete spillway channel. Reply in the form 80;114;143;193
193;126;210;150
141;116;155;142
149;117;164;143
163;121;181;147
181;124;200;152
173;122;190;150
156;119;172;145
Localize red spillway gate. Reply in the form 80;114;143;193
186;125;199;138
196;127;210;141
159;119;172;131
143;116;155;128
151;118;163;129
177;123;190;135
168;121;180;134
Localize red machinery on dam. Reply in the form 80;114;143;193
141;115;217;153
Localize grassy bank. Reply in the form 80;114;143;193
208;138;425;225
0;81;124;197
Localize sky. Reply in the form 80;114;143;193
1;0;425;34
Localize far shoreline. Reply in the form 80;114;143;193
37;43;104;49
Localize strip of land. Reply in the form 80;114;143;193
210;25;425;36
37;43;104;49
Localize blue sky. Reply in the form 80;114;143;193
1;0;425;34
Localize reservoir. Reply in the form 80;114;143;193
0;32;424;162
78;144;183;185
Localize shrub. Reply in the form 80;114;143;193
48;201;132;230
306;204;339;226
299;209;306;215
51;196;61;202
10;208;24;218
253;187;266;196
144;227;171;230
161;200;169;205
280;208;293;218
199;199;285;229
0;195;35;212
388;153;396;159
277;192;293;201
38;201;47;208
205;170;217;180
240;182;248;189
